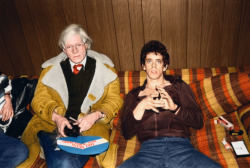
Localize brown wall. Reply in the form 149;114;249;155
0;0;249;76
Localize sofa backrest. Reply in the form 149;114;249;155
118;66;250;95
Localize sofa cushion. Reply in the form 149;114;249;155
189;73;250;119
190;112;250;167
115;132;140;167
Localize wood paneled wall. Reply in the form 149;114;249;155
0;0;249;75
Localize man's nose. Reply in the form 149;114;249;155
152;61;156;68
72;45;78;53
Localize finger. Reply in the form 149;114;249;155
60;131;67;137
57;120;66;135
164;103;169;109
160;91;170;98
150;92;159;98
56;133;62;139
78;119;85;128
156;103;165;108
6;110;12;120
147;103;159;111
152;99;165;105
10;110;14;118
152;107;159;113
160;93;167;99
65;122;72;129
153;103;165;108
155;86;163;90
2;113;6;121
161;94;174;105
2;112;8;121
72;122;79;125
78;121;84;128
60;125;67;137
157;87;165;91
60;129;66;137
79;126;87;133
157;88;168;94
80;122;91;132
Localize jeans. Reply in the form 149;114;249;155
0;132;28;168
37;131;89;168
118;137;221;168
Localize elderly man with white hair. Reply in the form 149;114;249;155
21;24;123;168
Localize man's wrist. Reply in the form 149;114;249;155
170;104;180;113
4;94;12;102
52;111;59;122
97;111;105;119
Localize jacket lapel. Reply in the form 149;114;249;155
80;59;117;113
42;63;69;108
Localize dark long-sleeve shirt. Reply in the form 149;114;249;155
121;75;203;143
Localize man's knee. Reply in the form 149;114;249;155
50;158;80;168
14;142;29;164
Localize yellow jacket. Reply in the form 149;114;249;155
19;51;123;168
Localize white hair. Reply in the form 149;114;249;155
58;24;93;50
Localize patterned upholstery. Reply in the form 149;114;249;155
189;73;250;119
238;104;250;139
16;66;250;168
190;112;250;167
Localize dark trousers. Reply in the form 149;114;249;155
118;137;221;168
0;132;28;168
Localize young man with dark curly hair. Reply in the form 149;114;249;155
119;41;221;168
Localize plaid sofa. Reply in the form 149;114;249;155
13;66;250;168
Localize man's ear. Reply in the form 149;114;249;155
142;65;146;70
163;65;168;71
84;43;88;49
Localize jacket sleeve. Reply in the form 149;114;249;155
121;90;142;140
31;67;65;126
0;74;11;93
95;66;123;124
172;81;204;129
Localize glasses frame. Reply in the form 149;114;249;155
64;43;86;52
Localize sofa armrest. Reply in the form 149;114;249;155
237;103;250;139
189;72;250;119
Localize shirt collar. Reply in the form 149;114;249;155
69;56;87;71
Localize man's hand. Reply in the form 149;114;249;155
157;87;178;111
52;111;72;137
142;91;165;113
0;95;14;121
133;91;165;120
77;111;105;133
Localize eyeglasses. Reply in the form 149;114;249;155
64;43;85;52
